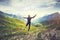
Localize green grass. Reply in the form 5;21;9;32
0;16;47;40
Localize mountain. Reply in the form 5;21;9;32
0;11;41;40
1;11;57;40
38;12;60;25
5;13;22;19
0;11;26;39
36;12;60;40
0;11;17;18
0;11;23;20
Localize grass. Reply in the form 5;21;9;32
0;16;47;40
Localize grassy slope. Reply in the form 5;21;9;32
0;16;47;40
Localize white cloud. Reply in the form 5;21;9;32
0;0;60;21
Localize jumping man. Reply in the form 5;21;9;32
24;15;36;31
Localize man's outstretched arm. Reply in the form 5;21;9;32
31;14;36;18
23;17;27;19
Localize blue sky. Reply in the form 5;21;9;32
0;0;60;21
0;0;10;6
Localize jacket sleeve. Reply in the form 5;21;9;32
31;15;36;18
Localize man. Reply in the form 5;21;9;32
24;15;36;31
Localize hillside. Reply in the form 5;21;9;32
0;11;47;40
0;11;60;40
37;12;60;40
0;15;37;40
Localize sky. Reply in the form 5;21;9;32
0;0;60;21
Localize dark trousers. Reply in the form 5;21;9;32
26;22;31;31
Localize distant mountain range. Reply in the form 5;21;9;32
38;12;60;25
1;11;60;25
0;11;16;18
0;11;23;19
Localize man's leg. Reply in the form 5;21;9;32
24;23;28;28
26;23;28;26
28;23;31;31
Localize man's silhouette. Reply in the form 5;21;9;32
24;15;36;31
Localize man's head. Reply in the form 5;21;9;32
28;15;30;18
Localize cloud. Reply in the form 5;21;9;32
38;3;55;8
0;0;10;6
37;0;56;8
56;0;60;2
53;0;60;8
0;0;6;2
0;0;60;20
54;2;60;8
37;0;60;9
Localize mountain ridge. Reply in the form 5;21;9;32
38;12;60;23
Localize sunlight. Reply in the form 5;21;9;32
20;11;36;17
